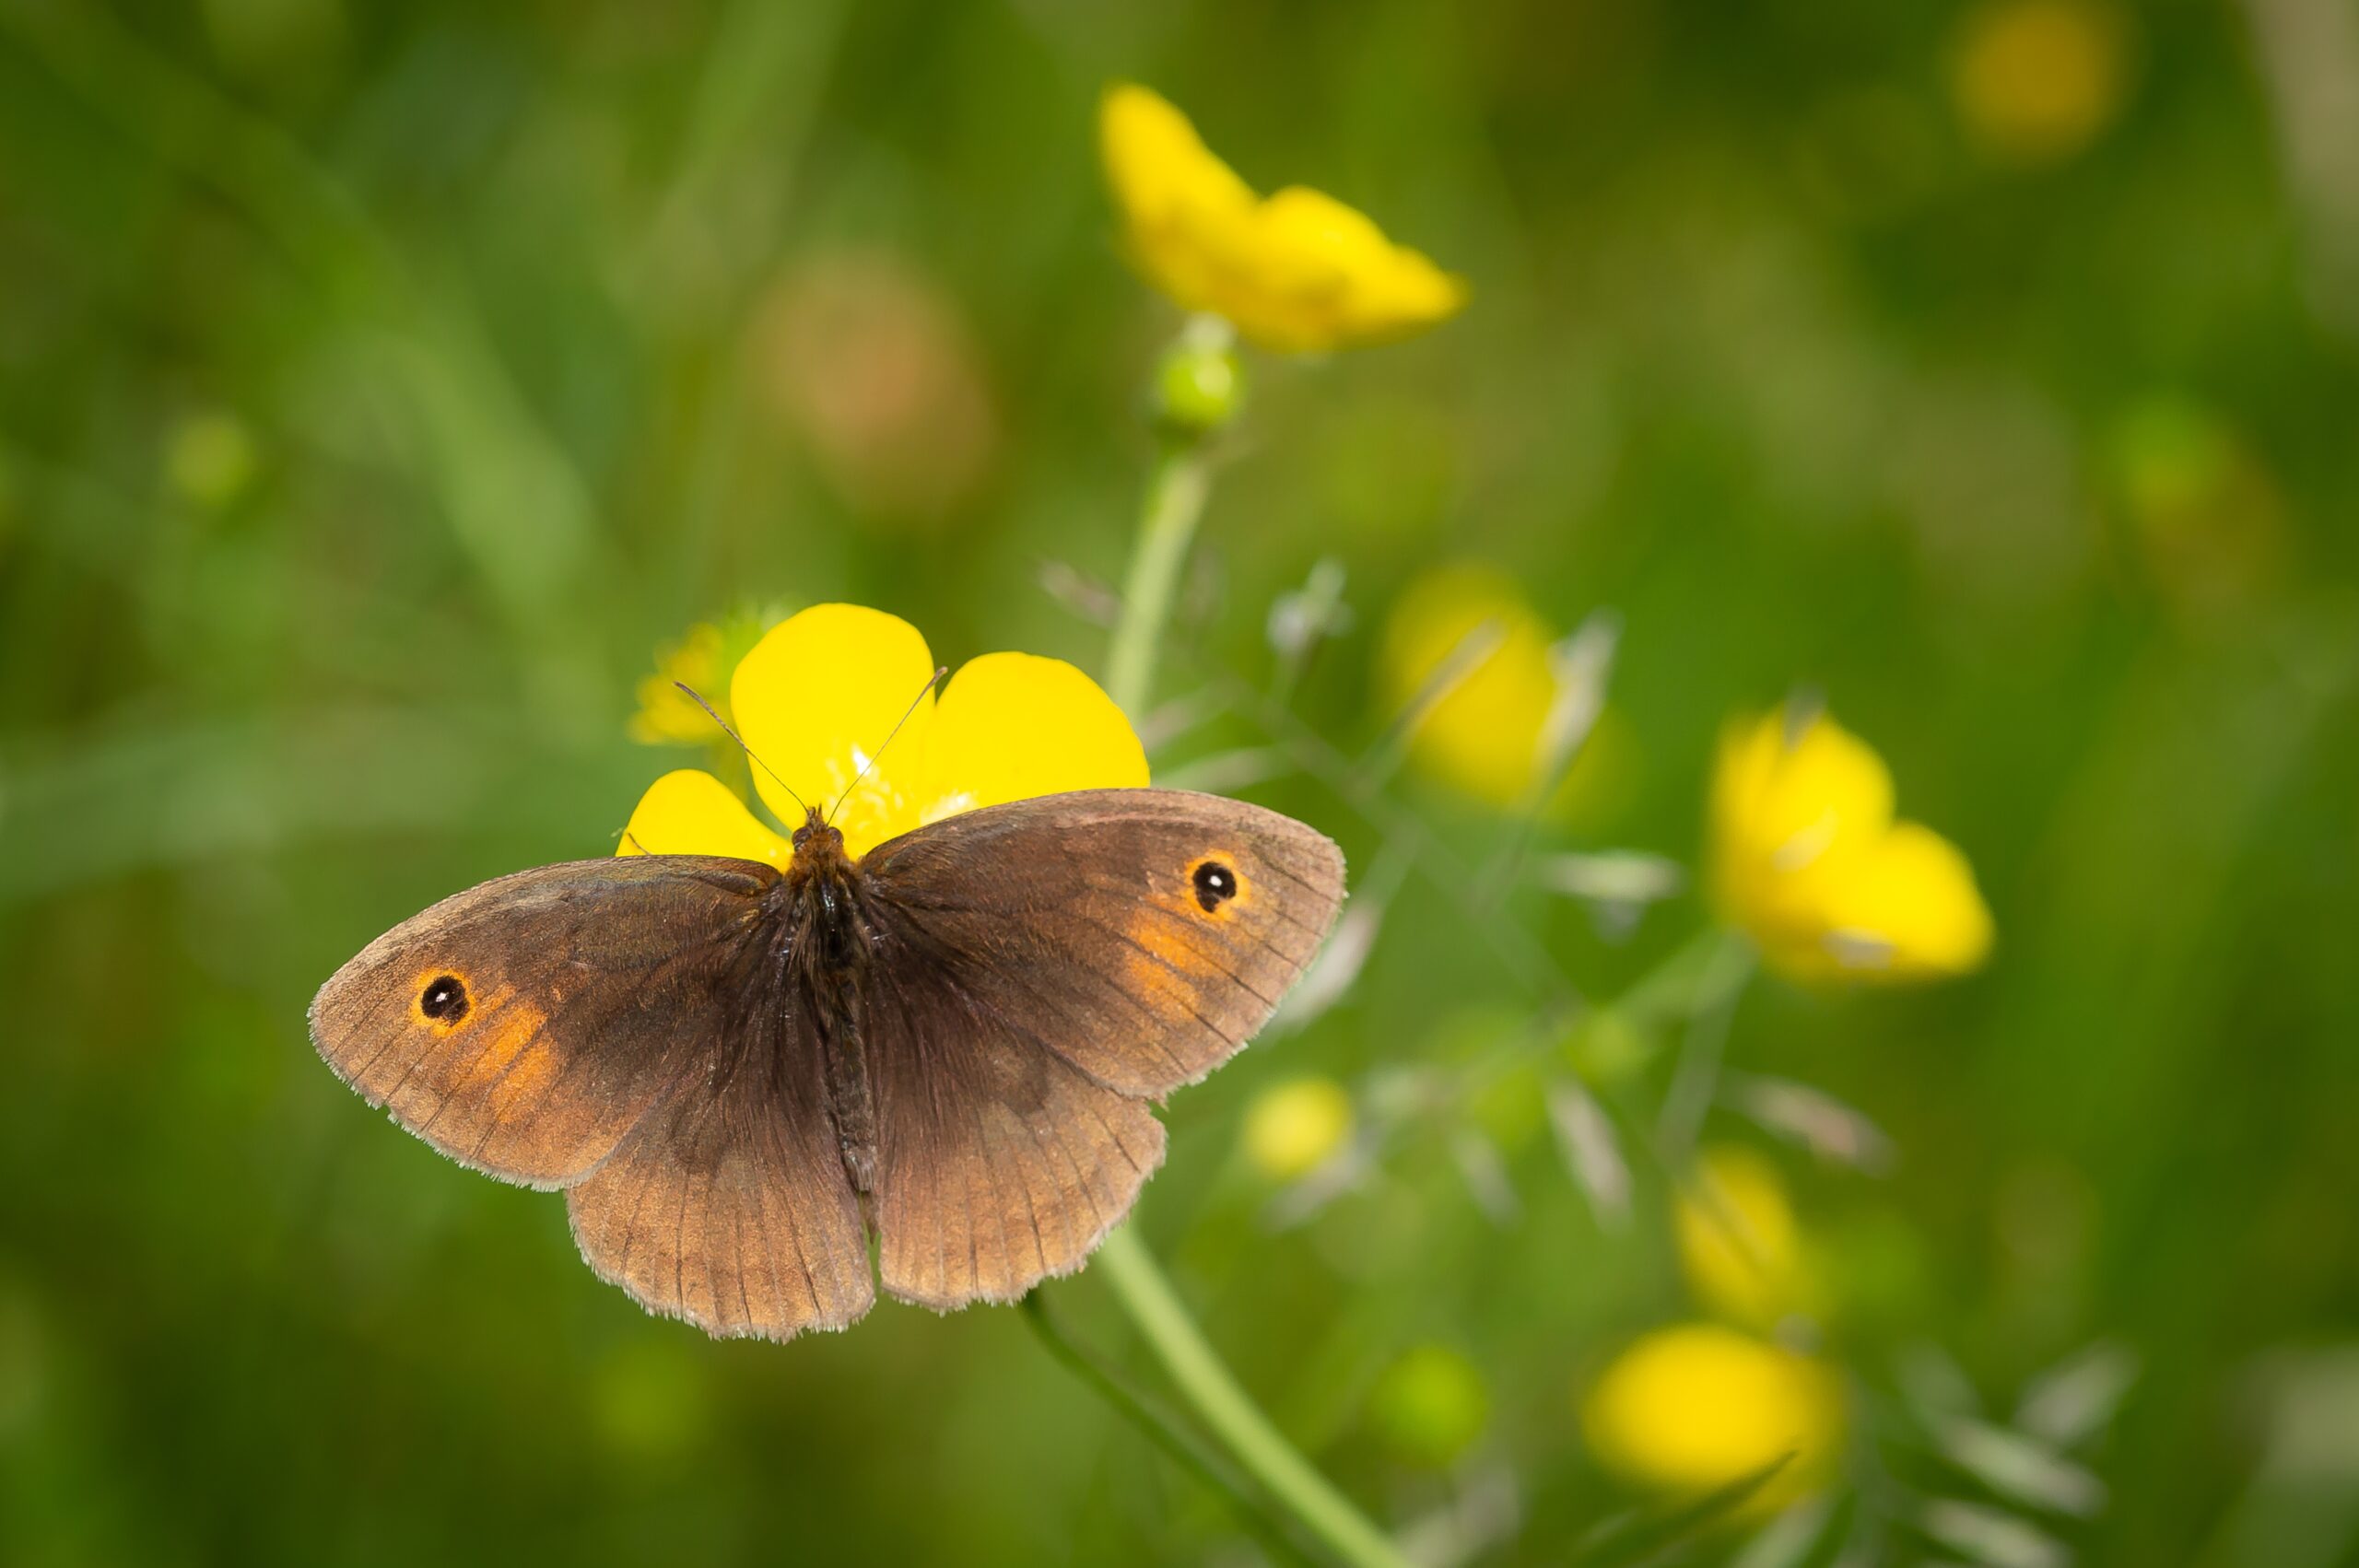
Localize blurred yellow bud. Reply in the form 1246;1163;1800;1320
1153;318;1247;436
1951;0;2129;166
1099;84;1465;354
1676;1146;1813;1329
1582;1324;1845;1511
1240;1075;1354;1180
1710;704;1992;985
1367;1343;1490;1469
1379;563;1628;818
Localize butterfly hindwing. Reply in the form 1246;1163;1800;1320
564;998;875;1339
858;790;1345;1307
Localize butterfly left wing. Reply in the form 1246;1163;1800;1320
856;789;1344;1307
310;857;777;1188
564;997;876;1340
311;855;874;1340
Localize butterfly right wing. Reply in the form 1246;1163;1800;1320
854;790;1344;1309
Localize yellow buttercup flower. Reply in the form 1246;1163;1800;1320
1379;563;1627;817
1099;83;1466;354
1582;1324;1845;1512
1710;704;1992;985
618;603;1147;862
1240;1075;1355;1180
1677;1146;1813;1329
1951;0;2129;166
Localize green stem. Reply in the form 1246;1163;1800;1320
1017;1296;1319;1568
1104;438;1214;722
1074;354;1411;1568
1094;1229;1413;1568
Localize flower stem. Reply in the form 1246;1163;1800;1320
1017;1294;1319;1568
1078;345;1413;1568
1103;437;1213;722
1092;1229;1412;1568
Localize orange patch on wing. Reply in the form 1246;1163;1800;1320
1123;902;1220;1021
486;1038;559;1120
445;986;542;1084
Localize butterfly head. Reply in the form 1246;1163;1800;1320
791;806;846;861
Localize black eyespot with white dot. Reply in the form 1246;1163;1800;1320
1192;860;1238;913
419;974;469;1023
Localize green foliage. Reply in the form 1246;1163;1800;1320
3;1;2357;1564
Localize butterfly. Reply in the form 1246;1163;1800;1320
311;789;1344;1340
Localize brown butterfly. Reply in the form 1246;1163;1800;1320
311;789;1344;1340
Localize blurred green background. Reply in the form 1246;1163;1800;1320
4;0;2357;1562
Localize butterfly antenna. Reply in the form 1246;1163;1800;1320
829;667;948;825
674;681;811;815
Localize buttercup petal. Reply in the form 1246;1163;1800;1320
1711;704;1991;987
1100;83;1464;354
1381;564;1559;810
617;769;791;865
732;603;936;857
1674;1146;1813;1328
1822;821;1995;981
914;651;1147;827
1240;187;1467;352
1102;85;1254;227
1583;1324;1843;1512
1712;708;1896;953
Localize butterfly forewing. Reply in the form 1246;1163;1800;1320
310;857;774;1188
858;790;1345;1306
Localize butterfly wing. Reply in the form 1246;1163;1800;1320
310;855;873;1340
564;999;875;1339
856;789;1345;1307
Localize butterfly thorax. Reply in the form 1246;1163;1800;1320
783;807;883;1193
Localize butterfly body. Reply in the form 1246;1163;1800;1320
312;789;1344;1340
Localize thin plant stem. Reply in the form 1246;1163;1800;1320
1066;368;1413;1568
1092;1230;1414;1568
1104;438;1214;723
1655;931;1756;1159
1017;1296;1320;1568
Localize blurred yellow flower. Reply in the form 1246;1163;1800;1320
1099;83;1466;354
1379;563;1626;817
1582;1324;1845;1510
1710;704;1992;985
627;609;782;747
619;603;1146;861
1951;0;2128;166
1240;1075;1354;1180
629;623;731;747
1677;1146;1813;1329
1367;1343;1490;1469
